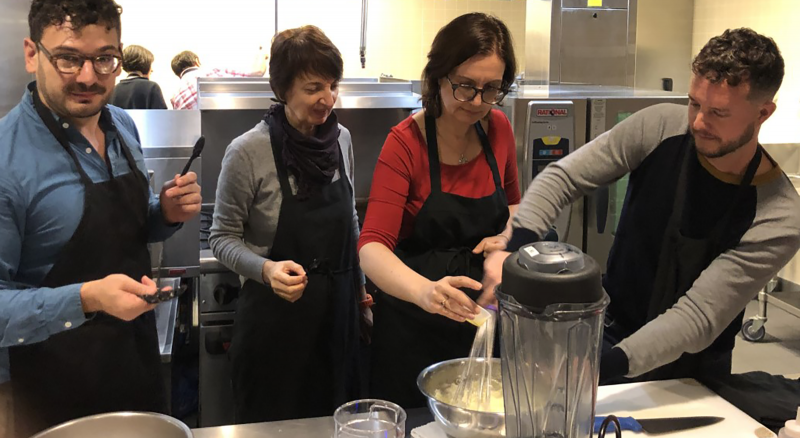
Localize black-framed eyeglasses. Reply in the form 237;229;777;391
37;42;121;75
446;76;508;105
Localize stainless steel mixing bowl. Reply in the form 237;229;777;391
31;412;193;438
417;358;505;438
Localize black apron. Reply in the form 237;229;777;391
10;83;165;437
635;135;762;381
370;115;510;409
229;120;361;423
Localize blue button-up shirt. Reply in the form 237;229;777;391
0;84;179;383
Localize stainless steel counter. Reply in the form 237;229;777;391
191;380;773;438
193;416;333;438
192;408;433;438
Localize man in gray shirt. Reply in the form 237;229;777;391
484;28;800;382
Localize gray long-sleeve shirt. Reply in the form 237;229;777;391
209;120;365;285
511;103;800;377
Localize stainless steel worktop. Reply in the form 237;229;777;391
192;408;432;438
190;380;774;438
193;416;333;438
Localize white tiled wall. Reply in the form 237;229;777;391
635;0;694;93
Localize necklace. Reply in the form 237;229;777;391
437;131;471;165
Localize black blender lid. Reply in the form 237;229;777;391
517;241;585;274
499;242;604;311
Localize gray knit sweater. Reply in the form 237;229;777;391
510;103;800;377
209;120;364;285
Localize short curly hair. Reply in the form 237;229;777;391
692;28;784;101
29;0;122;44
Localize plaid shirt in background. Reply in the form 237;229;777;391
170;67;253;110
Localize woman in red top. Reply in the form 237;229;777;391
358;13;521;408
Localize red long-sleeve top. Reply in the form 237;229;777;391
358;109;521;253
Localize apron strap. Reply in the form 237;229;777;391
424;114;443;194
423;114;505;194
670;135;762;247
475;121;504;190
711;147;762;243
29;82;92;186
267;122;295;200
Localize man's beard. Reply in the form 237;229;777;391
38;71;109;120
692;122;755;159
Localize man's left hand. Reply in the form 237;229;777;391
161;172;202;224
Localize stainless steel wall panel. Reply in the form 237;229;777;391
126;110;203;276
0;1;32;117
559;9;629;86
525;0;637;87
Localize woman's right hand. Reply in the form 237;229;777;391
416;276;482;322
262;260;308;302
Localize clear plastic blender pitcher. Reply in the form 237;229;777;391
496;242;609;438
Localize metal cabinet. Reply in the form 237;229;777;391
560;8;630;86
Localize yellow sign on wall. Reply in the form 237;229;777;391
588;0;603;6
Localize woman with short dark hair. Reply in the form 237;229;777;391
358;13;521;408
109;44;167;109
210;25;366;422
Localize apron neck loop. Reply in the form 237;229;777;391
673;135;762;223
29;82;144;188
30;82;92;186
424;114;443;194
474;121;503;189
423;114;504;194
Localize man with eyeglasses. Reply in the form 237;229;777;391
0;0;201;435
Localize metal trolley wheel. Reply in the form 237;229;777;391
741;318;766;342
741;278;778;343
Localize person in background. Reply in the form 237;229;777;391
110;44;168;109
0;0;201;435
483;28;800;384
169;48;267;110
210;25;367;423
358;13;521;409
